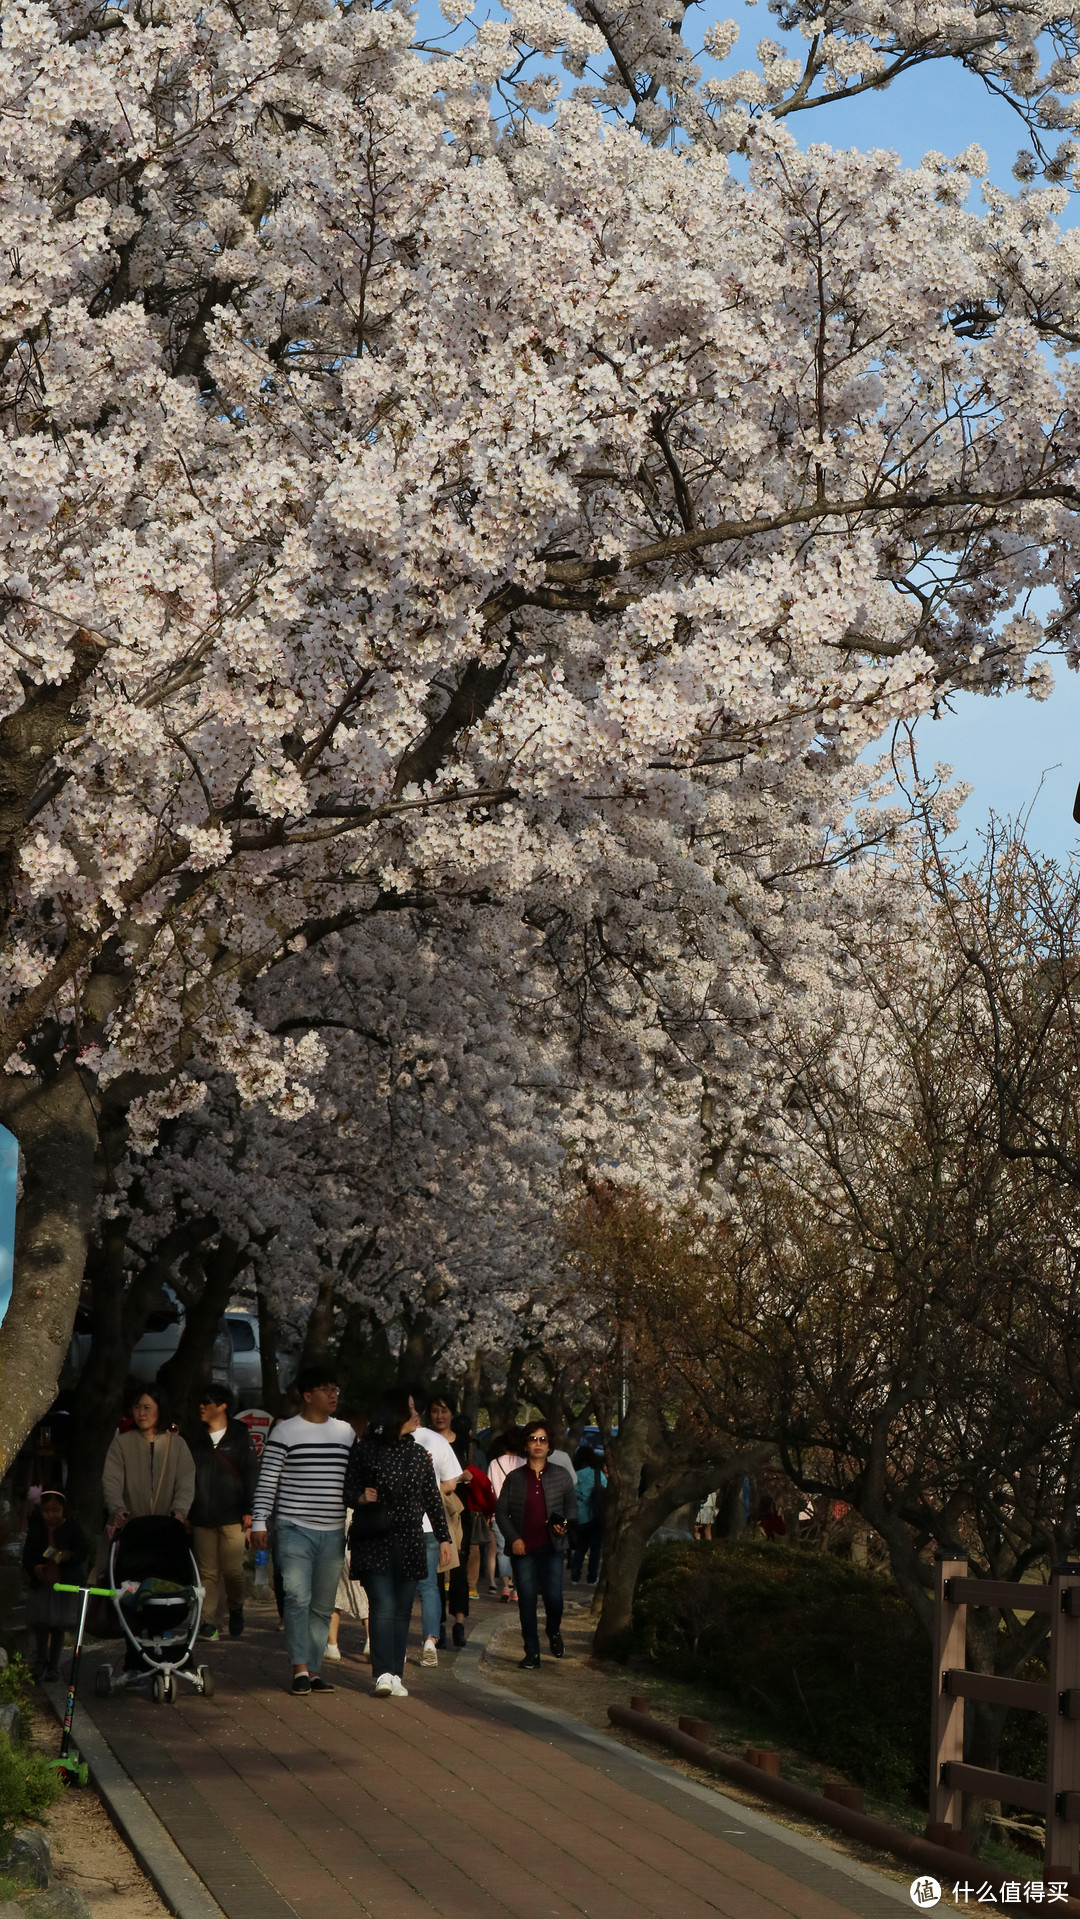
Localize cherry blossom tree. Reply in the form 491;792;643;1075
4;0;1080;1472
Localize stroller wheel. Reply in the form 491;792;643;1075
164;1674;178;1704
151;1675;165;1704
198;1665;215;1699
94;1666;113;1699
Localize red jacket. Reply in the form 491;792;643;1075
463;1464;496;1518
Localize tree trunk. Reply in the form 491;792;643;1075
335;1300;394;1415
157;1235;245;1431
591;1387;775;1655
593;1506;657;1653
256;1279;288;1416
299;1274;337;1372
65;1218;130;1533
716;1475;748;1537
65;1211;217;1530
461;1349;483;1432
485;1347;527;1433
0;1069;100;1477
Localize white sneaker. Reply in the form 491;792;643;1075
390;1676;409;1697
324;1643;342;1661
374;1672;395;1696
420;1639;438;1666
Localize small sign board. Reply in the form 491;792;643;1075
237;1408;274;1457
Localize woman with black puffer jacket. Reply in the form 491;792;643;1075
494;1417;577;1670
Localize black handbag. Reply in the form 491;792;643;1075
349;1498;394;1541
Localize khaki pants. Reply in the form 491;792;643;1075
193;1524;246;1624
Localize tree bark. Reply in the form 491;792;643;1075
335;1300;394;1414
255;1280;288;1416
65;1211;217;1530
0;1068;100;1477
157;1234;245;1431
298;1274;337;1372
590;1389;774;1654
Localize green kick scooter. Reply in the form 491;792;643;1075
48;1582;116;1785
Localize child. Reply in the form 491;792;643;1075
23;1490;87;1681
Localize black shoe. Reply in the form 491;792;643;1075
291;1673;311;1695
548;1630;565;1658
435;1632;447;1651
519;1654;541;1669
452;1623;466;1648
228;1607;244;1638
42;1666;60;1683
308;1674;335;1691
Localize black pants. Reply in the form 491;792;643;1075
34;1626;65;1671
439;1563;470;1620
570;1519;603;1583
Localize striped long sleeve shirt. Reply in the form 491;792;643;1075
252;1415;355;1532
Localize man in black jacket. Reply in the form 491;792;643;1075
189;1384;258;1640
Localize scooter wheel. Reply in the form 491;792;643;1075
151;1675;165;1704
164;1674;178;1704
198;1665;214;1698
94;1666;113;1699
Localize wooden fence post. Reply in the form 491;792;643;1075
931;1557;968;1829
1046;1565;1080;1878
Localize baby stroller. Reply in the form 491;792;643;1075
94;1516;213;1703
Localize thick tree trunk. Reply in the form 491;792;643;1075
157;1235;245;1431
0;1069;100;1477
66;1218;130;1533
335;1300;394;1415
256;1279;288;1415
591;1388;774;1655
593;1507;657;1653
298;1274;337;1372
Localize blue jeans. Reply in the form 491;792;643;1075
514;1546;564;1658
275;1522;344;1672
416;1532;441;1640
361;1548;420;1678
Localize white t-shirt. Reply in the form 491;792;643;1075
550;1449;577;1482
413;1427;460;1534
209;1428;225;1448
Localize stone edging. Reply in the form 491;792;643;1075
41;1680;227;1919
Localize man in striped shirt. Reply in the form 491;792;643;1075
251;1367;355;1696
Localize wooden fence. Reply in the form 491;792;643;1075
931;1557;1080;1875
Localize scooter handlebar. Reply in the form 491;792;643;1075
54;1584;115;1597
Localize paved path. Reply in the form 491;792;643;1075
71;1603;910;1919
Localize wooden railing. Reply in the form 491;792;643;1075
931;1558;1080;1875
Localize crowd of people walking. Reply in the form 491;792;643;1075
21;1363;610;1692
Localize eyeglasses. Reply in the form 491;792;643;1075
527;1435;550;1446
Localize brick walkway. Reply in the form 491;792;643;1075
76;1605;908;1919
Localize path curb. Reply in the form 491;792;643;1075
42;1680;226;1919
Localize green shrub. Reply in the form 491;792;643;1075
0;1732;62;1838
0;1656;34;1719
633;1539;930;1801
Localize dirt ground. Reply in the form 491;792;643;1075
24;1698;169;1919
